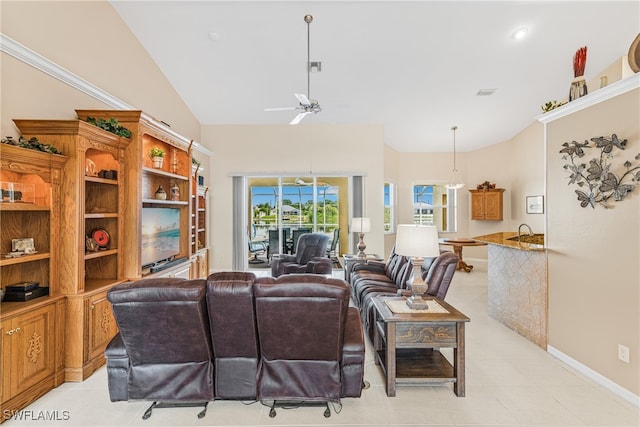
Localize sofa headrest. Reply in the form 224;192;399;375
107;278;206;304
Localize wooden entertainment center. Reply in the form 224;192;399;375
1;110;210;417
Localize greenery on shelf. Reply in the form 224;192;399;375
541;100;567;113
150;147;165;158
1;135;63;154
83;116;132;138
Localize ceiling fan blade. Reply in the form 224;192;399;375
294;93;310;105
264;106;297;112
290;111;310;125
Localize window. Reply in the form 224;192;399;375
384;182;395;232
413;184;457;232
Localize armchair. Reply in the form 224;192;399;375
270;232;332;277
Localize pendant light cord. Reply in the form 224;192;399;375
451;125;458;172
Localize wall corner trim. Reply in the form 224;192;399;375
547;345;640;407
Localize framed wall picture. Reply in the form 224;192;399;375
526;195;544;214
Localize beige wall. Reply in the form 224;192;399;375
1;1;200;141
202;124;385;270
546;88;640;396
384;122;545;261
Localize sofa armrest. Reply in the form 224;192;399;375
104;333;130;402
397;289;411;297
105;332;128;362
270;254;297;277
307;257;333;275
342;308;365;364
352;260;386;274
341;307;365;397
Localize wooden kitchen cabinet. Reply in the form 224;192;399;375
469;188;505;220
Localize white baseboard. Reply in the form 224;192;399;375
547;345;640;407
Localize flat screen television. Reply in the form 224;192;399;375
141;207;181;267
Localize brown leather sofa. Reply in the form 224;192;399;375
105;273;365;419
348;249;459;342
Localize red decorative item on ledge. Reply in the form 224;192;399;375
573;46;587;78
569;46;588;101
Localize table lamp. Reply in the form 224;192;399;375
394;224;440;309
351;217;371;258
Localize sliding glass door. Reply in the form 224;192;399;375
248;176;348;263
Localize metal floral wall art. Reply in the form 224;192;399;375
560;134;640;208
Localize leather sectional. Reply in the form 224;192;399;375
348;249;459;342
105;272;365;418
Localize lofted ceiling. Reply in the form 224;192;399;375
110;1;639;152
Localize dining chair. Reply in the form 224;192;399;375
291;228;312;254
326;228;340;261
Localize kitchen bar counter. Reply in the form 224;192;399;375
472;232;545;251
472;231;547;348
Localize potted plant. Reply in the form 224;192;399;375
150;147;165;169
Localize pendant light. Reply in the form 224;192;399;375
445;125;465;189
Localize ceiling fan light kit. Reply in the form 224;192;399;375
264;14;323;125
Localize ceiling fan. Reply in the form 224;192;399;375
264;15;322;125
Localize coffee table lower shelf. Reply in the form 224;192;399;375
375;348;456;384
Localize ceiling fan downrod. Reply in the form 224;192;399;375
304;14;313;102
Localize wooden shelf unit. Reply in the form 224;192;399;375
14;119;130;382
0;143;68;418
75;110;196;280
190;168;209;278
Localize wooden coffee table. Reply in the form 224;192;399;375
372;296;470;397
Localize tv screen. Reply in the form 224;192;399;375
141;207;180;267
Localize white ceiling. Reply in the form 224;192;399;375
110;1;639;152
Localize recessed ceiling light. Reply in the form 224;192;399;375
512;27;528;40
477;88;497;96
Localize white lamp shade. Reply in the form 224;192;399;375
351;217;371;233
395;224;440;258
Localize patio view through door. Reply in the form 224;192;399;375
248;176;349;266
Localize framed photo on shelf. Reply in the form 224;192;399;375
526;195;544;214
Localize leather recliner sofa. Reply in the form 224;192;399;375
348;249;459;342
105;272;365;419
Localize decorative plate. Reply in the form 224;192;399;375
91;228;111;248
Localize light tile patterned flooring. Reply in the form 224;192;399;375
4;262;639;426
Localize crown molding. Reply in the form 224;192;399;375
537;73;640;124
1;33;133;110
1;33;212;156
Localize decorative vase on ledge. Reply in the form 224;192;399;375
569;76;588;101
569;46;588;101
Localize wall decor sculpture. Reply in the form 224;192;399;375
560;134;640;208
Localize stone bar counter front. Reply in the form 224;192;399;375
472;232;547;348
